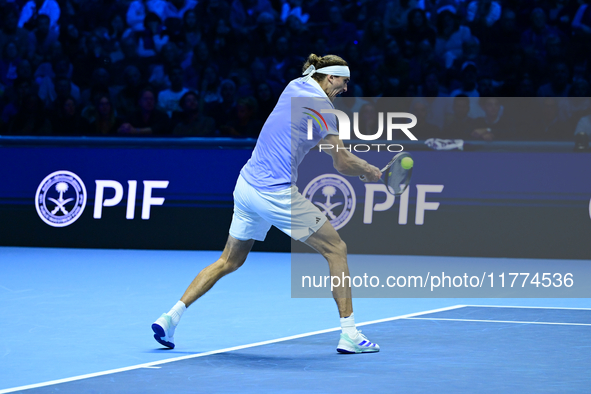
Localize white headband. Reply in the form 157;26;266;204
302;65;350;82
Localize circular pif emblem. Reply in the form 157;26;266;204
35;171;87;227
303;174;356;230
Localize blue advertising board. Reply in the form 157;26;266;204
1;138;590;258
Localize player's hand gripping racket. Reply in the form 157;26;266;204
360;152;413;195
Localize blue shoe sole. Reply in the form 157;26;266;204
336;348;356;354
152;323;175;349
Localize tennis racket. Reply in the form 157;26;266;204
360;152;413;195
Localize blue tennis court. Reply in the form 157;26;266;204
1;247;590;393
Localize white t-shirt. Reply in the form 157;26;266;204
240;78;339;192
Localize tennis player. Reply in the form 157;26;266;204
152;54;382;354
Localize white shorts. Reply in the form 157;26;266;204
229;175;327;242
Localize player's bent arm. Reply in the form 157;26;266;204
321;134;381;181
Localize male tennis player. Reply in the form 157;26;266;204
152;54;382;354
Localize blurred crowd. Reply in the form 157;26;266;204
1;0;591;141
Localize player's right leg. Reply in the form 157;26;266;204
180;235;255;307
151;235;254;349
152;175;270;349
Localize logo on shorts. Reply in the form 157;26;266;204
303;174;356;230
35;170;87;227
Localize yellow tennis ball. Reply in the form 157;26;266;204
401;157;413;170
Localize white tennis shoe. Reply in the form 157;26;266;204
152;313;176;349
336;330;380;354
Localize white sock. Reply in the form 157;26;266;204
167;301;186;326
340;312;359;337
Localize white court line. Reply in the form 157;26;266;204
462;305;591;311
405;317;591;327
0;304;466;394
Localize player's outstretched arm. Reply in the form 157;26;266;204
321;134;382;182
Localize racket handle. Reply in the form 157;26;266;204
359;174;367;181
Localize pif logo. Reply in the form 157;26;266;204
35;171;169;227
35;170;87;227
303;174;356;230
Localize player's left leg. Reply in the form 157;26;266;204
304;221;379;353
304;221;352;318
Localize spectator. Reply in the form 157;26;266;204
450;37;499;82
183;41;210;90
165;0;198;20
450;62;485;118
50;96;90;136
1;78;34;131
408;39;442;87
376;39;410;96
229;0;273;35
89;94;124;135
208;78;237;127
126;0;148;32
115;65;143;118
119;87;170;135
18;0;60;32
207;18;234;60
558;79;591;125
537;62;571;97
254;81;276;122
549;0;579;36
7;93;52;135
435;8;474;68
59;23;82;61
322;6;358;54
105;13;128;60
137;12;169;58
0;8;30;60
0;41;21;89
200;64;223;107
80;68;118;108
398;8;436;56
361;18;388;64
281;0;309;24
383;0;421;32
264;36;299;84
109;35;146;85
521;8;565;62
408;98;441;139
148;42;182;91
28;14;59;62
180;9;201;51
443;95;478;138
284;14;311;55
532;97;572;140
172;91;216;136
52;75;80;109
158;65;190;116
250;12;280;58
470;97;515;140
465;0;502;28
484;8;520;57
220;96;262;137
573;111;591;141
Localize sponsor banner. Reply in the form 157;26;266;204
1;138;590;258
0;144;289;252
